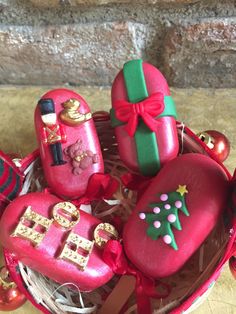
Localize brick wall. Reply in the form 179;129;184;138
0;0;235;87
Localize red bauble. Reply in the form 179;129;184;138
0;267;26;311
229;256;236;280
198;130;230;162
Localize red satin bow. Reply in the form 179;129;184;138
85;173;119;200
72;173;119;207
103;240;171;314
114;92;165;137
121;172;152;193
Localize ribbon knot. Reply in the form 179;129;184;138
133;102;144;116
103;240;171;314
114;92;165;137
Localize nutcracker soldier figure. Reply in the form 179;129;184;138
38;99;67;166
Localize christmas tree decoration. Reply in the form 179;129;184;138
197;130;230;162
0;192;118;291
139;185;190;250
110;59;179;177
35;88;104;199
0;266;26;311
123;153;229;278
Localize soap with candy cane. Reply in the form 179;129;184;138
123;153;229;278
35;88;104;199
111;59;179;177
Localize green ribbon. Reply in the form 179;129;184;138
111;59;177;176
0;159;21;200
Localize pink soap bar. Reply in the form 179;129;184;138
111;60;179;176
0;192;114;291
35;88;104;199
123;153;229;278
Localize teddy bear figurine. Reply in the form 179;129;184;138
64;140;98;175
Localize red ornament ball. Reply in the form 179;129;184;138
198;130;230;162
229;256;236;280
0;267;26;311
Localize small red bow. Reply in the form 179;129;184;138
114;92;165;137
103;240;171;314
72;173;119;207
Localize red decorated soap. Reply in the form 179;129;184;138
0;151;23;214
0;192;117;291
123;153;229;278
35;88;104;199
111;59;179;177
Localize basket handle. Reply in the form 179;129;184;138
229;219;236;279
222;218;236;262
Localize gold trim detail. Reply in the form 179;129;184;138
94;223;119;248
59;231;94;271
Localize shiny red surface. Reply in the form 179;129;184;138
204;130;230;162
111;62;179;174
0;192;114;291
123;153;229;278
35;88;104;199
4;251;50;314
0;284;26;311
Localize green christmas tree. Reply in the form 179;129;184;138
139;185;190;250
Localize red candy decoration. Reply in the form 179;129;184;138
0;192;116;291
198;130;230;162
0;267;26;311
35;88;104;199
123;153;229;278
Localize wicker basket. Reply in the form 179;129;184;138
3;113;236;314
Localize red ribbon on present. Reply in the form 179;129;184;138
85;173;119;200
103;240;171;314
72;173;120;207
114;92;165;137
121;172;152;193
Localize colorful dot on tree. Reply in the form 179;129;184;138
167;214;176;223
175;200;182;208
164;204;171;210
163;235;172;244
160;194;168;201
139;213;146;220
153;221;161;228
153;207;160;214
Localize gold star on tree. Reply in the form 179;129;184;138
176;185;188;196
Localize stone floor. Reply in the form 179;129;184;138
0;86;235;314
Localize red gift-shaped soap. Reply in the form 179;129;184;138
35;88;104;199
123;153;229;278
111;59;179;177
0;192;116;291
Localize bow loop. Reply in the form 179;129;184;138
114;92;165;137
103;240;171;314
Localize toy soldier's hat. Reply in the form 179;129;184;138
38;98;55;115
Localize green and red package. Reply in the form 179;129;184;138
0;150;23;214
111;59;179;177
